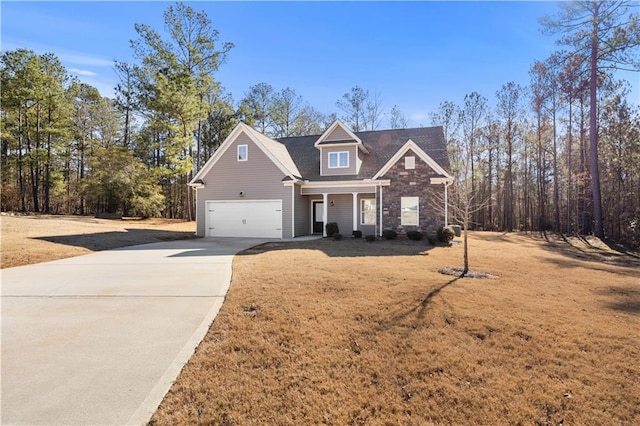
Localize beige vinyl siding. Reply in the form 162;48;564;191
321;146;358;176
301;185;376;195
195;130;292;238
293;185;309;236
324;126;353;142
356;149;364;174
326;194;354;234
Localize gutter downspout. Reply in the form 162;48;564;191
291;184;295;238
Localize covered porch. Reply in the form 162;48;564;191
300;180;390;237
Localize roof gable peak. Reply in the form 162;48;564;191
315;119;366;150
189;122;300;185
372;139;452;180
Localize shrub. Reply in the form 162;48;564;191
332;232;343;241
382;229;397;240
325;222;339;237
365;234;376;242
352;230;363;238
427;235;437;245
406;230;423;241
437;226;455;243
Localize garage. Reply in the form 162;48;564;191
206;200;282;238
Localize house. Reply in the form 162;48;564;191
189;120;453;239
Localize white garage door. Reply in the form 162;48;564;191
206;200;282;238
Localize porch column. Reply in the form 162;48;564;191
379;185;383;237
444;183;448;226
322;193;328;237
352;192;358;232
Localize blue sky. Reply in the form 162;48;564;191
2;1;638;127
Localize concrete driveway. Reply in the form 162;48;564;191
1;237;267;426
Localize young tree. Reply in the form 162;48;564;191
290;105;326;136
83;146;164;217
430;101;462;178
364;90;384;130
387;105;408;129
240;82;274;134
496;82;525;232
270;87;304;137
336;86;368;131
113;61;137;148
541;0;640;239
558;52;589;234
460;92;488;227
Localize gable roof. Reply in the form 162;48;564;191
314;119;369;153
372;139;452;180
189;122;301;185
278;126;451;181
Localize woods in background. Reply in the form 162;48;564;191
1;1;639;246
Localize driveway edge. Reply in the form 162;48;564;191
127;296;226;426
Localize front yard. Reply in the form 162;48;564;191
150;232;640;425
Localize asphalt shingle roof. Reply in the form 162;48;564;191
277;126;450;181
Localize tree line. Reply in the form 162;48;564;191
432;1;639;247
1;2;638;246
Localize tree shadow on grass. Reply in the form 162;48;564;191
595;286;640;315
34;229;196;252
376;277;461;331
238;238;440;258
535;232;640;268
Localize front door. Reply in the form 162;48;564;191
312;201;324;234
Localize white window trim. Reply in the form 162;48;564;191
401;196;419;226
237;144;248;162
405;156;415;170
360;198;376;225
328;151;349;168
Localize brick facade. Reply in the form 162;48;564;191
381;149;445;235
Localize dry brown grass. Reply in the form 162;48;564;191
1;213;195;268
151;232;640;426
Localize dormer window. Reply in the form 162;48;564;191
237;144;248;161
328;151;349;168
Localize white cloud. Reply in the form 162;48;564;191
69;68;97;77
59;52;114;68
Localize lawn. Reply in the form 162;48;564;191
3;216;637;424
150;232;640;425
0;214;195;268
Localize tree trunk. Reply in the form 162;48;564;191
18;110;27;212
589;5;604;239
44;107;52;213
552;104;560;232
566;99;573;234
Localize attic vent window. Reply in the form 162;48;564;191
405;156;415;170
238;144;248;161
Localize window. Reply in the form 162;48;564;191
401;197;419;226
328;151;349;168
237;144;248;161
360;199;376;225
405;156;415;170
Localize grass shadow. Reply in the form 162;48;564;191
535;255;640;278
375;277;461;332
596;286;640;315
237;237;440;258
35;228;196;252
491;230;640;272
